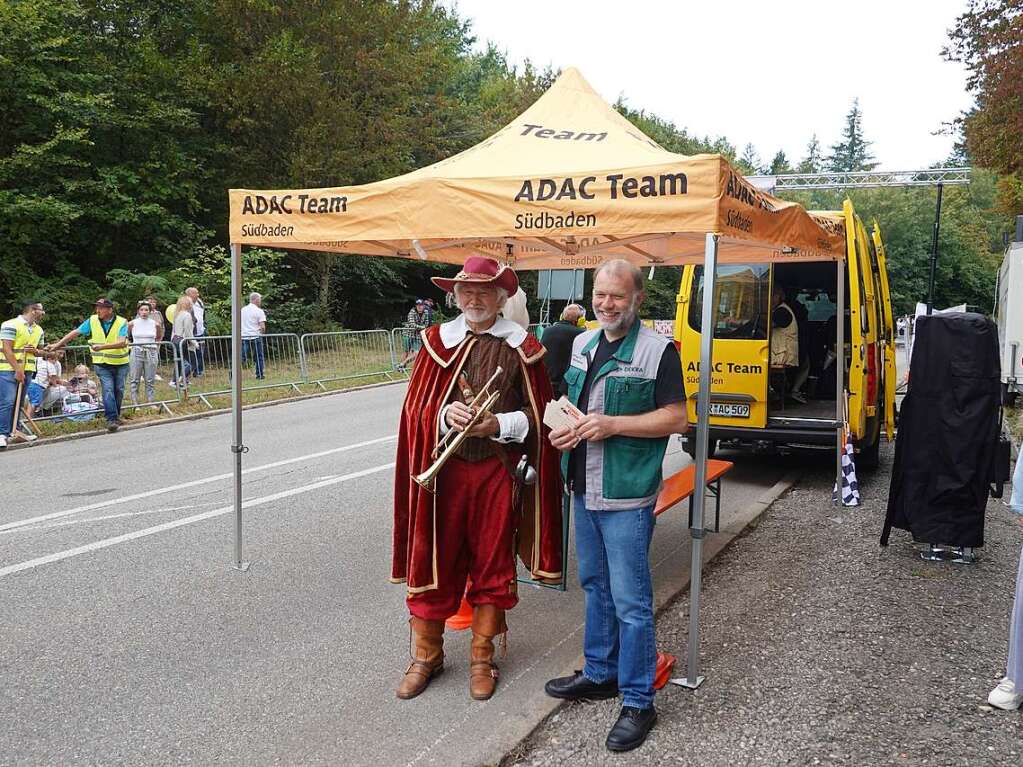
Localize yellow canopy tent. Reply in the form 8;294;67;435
227;67;848;688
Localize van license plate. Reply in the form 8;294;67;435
709;403;750;418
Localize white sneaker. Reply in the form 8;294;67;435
988;677;1023;710
0;434;7;449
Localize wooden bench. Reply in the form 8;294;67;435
654;458;734;533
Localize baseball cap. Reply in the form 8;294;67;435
94;297;114;308
415;299;424;305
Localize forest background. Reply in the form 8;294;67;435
1;0;1019;335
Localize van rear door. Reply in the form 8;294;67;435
872;221;897;439
843;200;868;439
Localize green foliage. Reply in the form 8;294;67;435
944;0;1023;215
769;150;794;175
827;99;877;172
613;102;736;158
797;134;824;173
737;143;764;175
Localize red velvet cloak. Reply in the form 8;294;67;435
391;325;563;592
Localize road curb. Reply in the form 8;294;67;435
1;377;408;452
491;468;803;767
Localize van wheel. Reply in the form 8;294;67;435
857;431;880;471
684;437;717;460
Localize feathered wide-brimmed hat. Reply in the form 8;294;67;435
431;256;519;295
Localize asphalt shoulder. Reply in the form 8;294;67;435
505;443;1023;767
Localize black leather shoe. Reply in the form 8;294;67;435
605;705;657;752
544;671;618;700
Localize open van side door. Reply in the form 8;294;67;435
843;200;868;440
872;221;897;439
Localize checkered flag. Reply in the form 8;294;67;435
832;433;860;506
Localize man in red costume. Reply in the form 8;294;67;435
392;256;563;701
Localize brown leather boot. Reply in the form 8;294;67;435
396;617;445;699
469;605;506;701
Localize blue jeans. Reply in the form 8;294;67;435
193;332;205;376
242;338;264;379
94;363;128;423
1010;456;1023;516
573;494;657;709
0;370;18;437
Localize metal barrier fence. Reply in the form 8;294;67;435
301;330;397;388
27;341;180;424
177;333;305;408
20;328;415;431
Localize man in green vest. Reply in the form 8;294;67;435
50;297;130;432
0;300;46;448
544;259;688;753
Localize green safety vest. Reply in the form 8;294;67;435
0;316;44;373
561;319;672;510
88;315;130;366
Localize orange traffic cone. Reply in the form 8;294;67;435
446;589;474;631
654;651;676;690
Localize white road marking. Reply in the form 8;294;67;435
9;504;215;534
0;434;397;534
0;462;396;579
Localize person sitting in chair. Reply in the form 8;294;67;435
770;285;804;403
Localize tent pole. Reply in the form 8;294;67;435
835;258;846;500
670;232;718;690
925;183;943;316
230;242;250;572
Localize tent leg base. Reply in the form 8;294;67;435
668;675;705;690
233;561;251;572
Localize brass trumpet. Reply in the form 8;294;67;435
414;366;503;493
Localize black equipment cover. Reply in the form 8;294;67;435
881;312;1001;548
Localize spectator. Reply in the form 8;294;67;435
542;303;586;395
240;292;267;380
185;287;206;377
128;300;160;407
67;364;98;400
423;298;436;324
27;349;68;416
1;300;46;448
398;299;429;369
145;294;165;339
170;295;197;388
50;297;129;432
769;285;802;403
988;458;1023;711
544;260;688;752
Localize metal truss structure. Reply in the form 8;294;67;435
749;167;971;191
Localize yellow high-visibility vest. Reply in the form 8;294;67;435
0;316;44;373
88;315;130;365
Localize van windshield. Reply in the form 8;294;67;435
688;264;770;339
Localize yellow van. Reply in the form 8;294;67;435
673;199;896;468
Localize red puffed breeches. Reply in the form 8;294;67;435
407;455;519;620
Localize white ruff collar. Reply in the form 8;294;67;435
439;315;527;350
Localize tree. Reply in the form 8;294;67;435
945;0;1023;215
827;99;877;172
797;134;824;173
768;150;794;175
614;101;735;157
736;143;763;175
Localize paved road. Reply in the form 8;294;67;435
0;383;808;766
